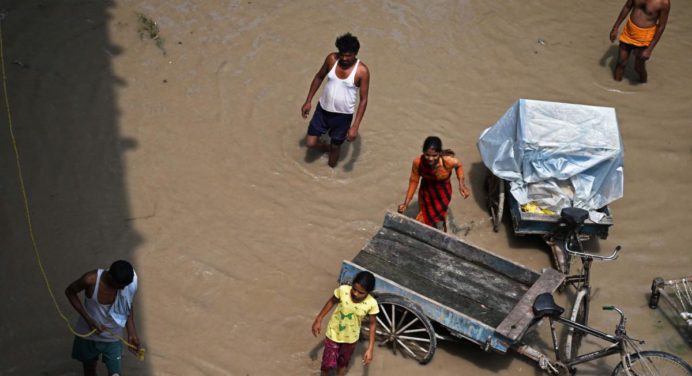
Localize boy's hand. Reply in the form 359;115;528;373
87;318;105;334
127;334;141;354
362;348;374;364
311;320;321;337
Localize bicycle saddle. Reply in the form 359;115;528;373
533;293;565;318
560;207;589;227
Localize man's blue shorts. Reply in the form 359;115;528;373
72;336;123;374
307;103;353;145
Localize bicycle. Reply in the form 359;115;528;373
515;292;692;375
551;207;622;362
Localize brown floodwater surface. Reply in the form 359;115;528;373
1;0;690;375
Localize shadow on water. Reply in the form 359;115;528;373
299;137;325;164
432;340;516;373
341;137;361;172
468;161;491;212
599;44;619;71
649;297;692;348
0;1;148;374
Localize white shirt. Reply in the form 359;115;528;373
318;60;360;114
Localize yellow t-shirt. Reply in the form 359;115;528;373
326;285;380;344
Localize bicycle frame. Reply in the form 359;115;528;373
563;256;593;290
550;315;624;369
514;311;628;375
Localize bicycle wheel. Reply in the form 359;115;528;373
563;287;589;361
361;294;437;364
611;351;692;376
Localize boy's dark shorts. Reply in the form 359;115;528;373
307;103;353;145
72;336;123;374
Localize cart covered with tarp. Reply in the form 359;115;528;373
479;99;623;238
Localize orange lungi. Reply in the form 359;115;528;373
619;18;656;47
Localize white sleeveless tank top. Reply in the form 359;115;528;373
75;269;123;342
318;59;360;114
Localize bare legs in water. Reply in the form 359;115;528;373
614;43;648;83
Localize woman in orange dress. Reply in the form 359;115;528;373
398;136;470;232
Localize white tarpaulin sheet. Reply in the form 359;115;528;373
478;99;624;213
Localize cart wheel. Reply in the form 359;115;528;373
362;294;437;364
563;287;589;362
486;174;505;232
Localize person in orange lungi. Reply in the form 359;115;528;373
398;136;470;232
610;0;670;83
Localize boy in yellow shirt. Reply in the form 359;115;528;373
312;271;379;375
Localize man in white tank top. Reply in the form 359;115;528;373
301;33;370;168
66;260;140;376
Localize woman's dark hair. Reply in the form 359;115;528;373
422;136;455;156
335;33;360;54
352;271;375;292
108;260;134;287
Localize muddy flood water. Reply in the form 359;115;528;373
1;0;691;375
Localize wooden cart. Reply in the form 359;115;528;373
338;211;564;364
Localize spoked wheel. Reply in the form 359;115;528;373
486;174;505;232
361;294;437;364
611;351;692;375
563;287;589;362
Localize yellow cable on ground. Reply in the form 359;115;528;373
0;21;144;361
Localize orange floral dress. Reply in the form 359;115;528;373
405;155;464;226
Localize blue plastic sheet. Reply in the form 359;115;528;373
478;99;624;215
